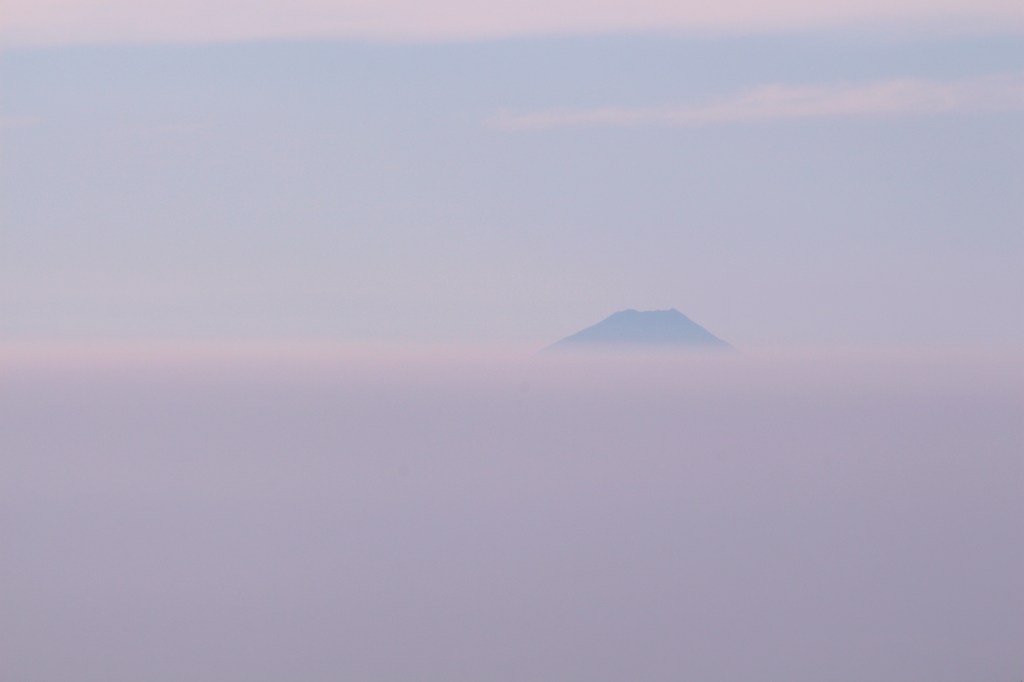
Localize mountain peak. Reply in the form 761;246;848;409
547;308;732;351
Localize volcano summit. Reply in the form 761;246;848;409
548;309;733;351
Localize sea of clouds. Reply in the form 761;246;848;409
1;347;1021;682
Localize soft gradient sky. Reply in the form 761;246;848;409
2;1;1022;347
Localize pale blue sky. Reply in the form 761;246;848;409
3;31;1022;347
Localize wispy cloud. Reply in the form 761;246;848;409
490;73;1024;131
2;0;1023;47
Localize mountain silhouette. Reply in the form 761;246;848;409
547;309;733;351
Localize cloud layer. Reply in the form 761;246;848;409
4;0;1024;46
3;351;1022;681
491;73;1024;130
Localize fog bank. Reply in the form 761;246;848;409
2;349;1021;681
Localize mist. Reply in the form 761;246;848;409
1;348;1021;682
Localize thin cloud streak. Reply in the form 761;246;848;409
491;73;1024;130
2;0;1023;46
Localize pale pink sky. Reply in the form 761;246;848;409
4;0;1024;46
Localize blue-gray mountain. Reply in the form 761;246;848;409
548;309;733;351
